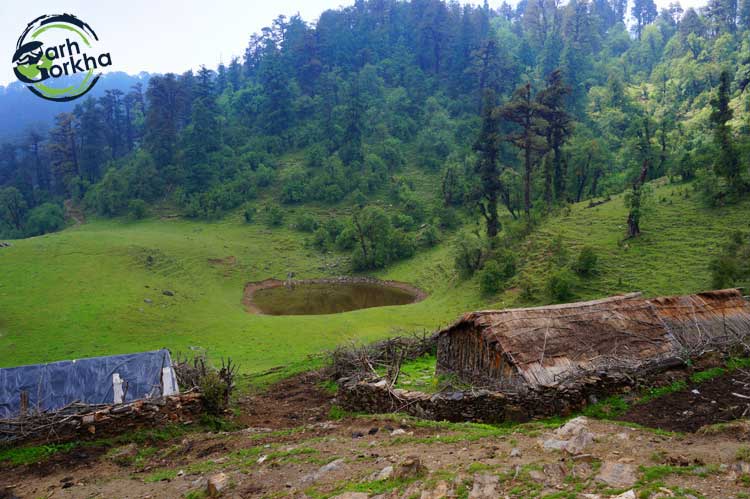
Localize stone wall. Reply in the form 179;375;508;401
1;392;204;445
336;358;696;423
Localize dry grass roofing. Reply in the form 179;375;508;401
436;289;750;389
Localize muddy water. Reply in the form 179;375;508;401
252;282;419;316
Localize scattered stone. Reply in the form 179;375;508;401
301;458;345;484
372;465;393;481
394;456;426;479
391;429;407;436
420;480;451;499
469;473;499;499
611;491;636;499
581;494;602;499
368;427;379;435
510;447;522;458
329;494;369;499
108;443;138;466
596;462;637;488
0;242;11;248
544;417;594;455
207;473;229;497
352;431;365;439
163;290;175;296
542;462;568;484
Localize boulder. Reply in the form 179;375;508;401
468;473;499;499
420;481;451;499
595;462;637;489
611;491;636;499
372;466;394;481
394;456;426;479
301;458;345;484
207;473;229;497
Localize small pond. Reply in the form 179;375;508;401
250;281;421;316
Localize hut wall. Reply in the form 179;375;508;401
436;324;518;388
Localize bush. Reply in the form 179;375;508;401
127;199;148;220
479;261;506;296
243;204;256;223
419;225;441;248
199;371;229;416
264;204;284;227
574;247;598;276
479;251;516;296
454;231;483;278
547;268;576;302
24;203;65;237
295;213;318;233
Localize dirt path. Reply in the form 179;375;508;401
63;200;85;227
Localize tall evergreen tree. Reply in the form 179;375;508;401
710;70;742;191
501;83;550;220
631;0;657;39
473;90;503;238
538;69;574;204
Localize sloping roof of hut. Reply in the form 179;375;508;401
438;289;750;388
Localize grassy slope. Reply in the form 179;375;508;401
489;180;750;309
0;210;480;375
0;179;746;376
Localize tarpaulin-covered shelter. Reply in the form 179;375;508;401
436;289;750;390
0;350;179;419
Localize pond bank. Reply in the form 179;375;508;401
242;276;428;315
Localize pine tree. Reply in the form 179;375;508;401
537;69;573;203
501;83;550;220
631;0;657;39
710;70;742;191
473;90;503;238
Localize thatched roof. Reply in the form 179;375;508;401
438;289;750;388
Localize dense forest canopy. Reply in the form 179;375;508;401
0;0;749;271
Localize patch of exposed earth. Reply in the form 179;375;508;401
3;375;750;499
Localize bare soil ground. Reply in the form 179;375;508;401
621;370;750;433
3;374;750;499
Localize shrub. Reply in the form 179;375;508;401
479;252;516;296
243;204;256;223
24;203;65;237
127;199;148;220
547;268;576;302
574;246;598;276
264;204;284;227
199;371;230;416
480;261;506;296
454;231;483;278
295;213;318;233
419;225;441;248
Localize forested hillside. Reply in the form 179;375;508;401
0;0;749;277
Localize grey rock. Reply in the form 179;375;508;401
469;473;499;499
301;458;345;484
595;462;637;488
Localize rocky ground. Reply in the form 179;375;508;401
3;374;750;499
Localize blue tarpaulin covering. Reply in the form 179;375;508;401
0;350;178;419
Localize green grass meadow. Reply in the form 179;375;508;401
0;180;746;378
